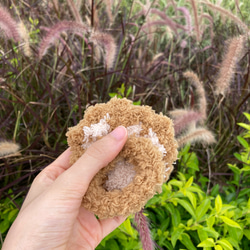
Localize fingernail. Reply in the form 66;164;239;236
110;126;127;141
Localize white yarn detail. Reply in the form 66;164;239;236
81;114;167;158
127;124;143;136
144;128;167;157
82;114;110;149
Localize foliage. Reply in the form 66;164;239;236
97;116;250;249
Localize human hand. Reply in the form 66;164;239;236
2;126;128;250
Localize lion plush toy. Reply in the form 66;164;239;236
66;98;178;219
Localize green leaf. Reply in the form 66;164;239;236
0;219;10;234
215;195;222;214
237;136;249;148
233;152;242;161
210;184;220;197
220;216;242;229
203;228;219;239
165;203;181;228
180;233;197;250
122;219;134;236
243;229;250;240
228;227;243;242
186;191;197;209
185;177;194;188
207;216;215;229
217;239;234;250
228;164;241;175
243;112;250;122
196;198;211;221
215;245;223;250
103;239;120;249
187;186;204;194
176;198;196;219
227;237;241;250
237;123;250;131
198;228;208;241
126;86;132;97
7;208;19;221
133;100;141;105
177;172;186;182
197;238;215;247
168;180;183;188
109;93;118;98
171;227;184;247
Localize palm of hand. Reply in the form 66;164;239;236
3;127;127;250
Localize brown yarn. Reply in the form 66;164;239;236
66;98;178;218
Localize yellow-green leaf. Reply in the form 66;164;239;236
215;195;222;214
220;216;242;229
197;238;215;247
185;176;194;188
217;239;234;250
186;191;197;209
123;219;134;236
215;245;223;250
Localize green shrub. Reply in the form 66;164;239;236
97;113;250;249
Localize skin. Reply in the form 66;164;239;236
2;126;128;250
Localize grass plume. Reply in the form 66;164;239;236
189;0;201;42
18;21;32;57
0;141;20;157
172;110;203;135
183;71;207;119
90;31;117;70
38;21;90;59
200;1;249;32
66;0;83;23
177;7;192;34
215;35;245;96
177;127;216;147
135;209;154;250
0;5;21;42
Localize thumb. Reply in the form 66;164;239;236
49;126;127;201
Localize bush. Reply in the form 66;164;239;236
97;114;250;249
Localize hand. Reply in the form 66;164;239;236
3;126;128;250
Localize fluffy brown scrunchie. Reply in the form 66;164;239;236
66;98;178;219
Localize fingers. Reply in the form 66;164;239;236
48;126;128;203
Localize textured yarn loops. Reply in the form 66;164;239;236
66;97;178;219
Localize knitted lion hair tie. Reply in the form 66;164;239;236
66;97;178;219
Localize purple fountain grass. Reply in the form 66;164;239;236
148;8;188;34
135;209;154;250
177;127;216;148
104;0;114;24
215;35;245;96
200;1;248;32
189;0;201;42
172;110;203;136
0;5;21;42
200;13;214;41
89;31;117;70
183;71;207;120
38;21;90;59
176;7;193;34
66;0;83;23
